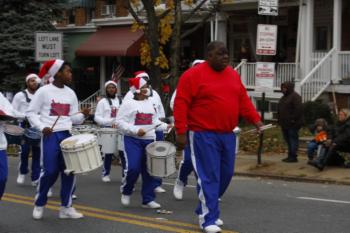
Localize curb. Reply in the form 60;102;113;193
235;172;350;186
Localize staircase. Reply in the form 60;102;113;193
300;48;336;102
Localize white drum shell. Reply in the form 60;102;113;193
146;141;176;178
97;128;119;154
60;134;102;174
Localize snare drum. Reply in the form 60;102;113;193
24;127;41;146
97;128;119;154
60;134;102;174
146;141;176;178
72;125;96;135
4;124;24;145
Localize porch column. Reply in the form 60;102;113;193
305;0;314;75
100;56;106;94
299;0;314;79
332;0;342;83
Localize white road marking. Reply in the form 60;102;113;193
297;196;350;204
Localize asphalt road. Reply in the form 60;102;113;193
1;157;350;233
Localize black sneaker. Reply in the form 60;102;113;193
310;161;324;171
282;157;298;163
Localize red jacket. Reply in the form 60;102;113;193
174;62;260;134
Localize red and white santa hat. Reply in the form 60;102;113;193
128;77;147;93
38;59;65;82
104;80;117;88
134;71;149;81
25;73;41;84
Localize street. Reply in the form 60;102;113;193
1;156;350;233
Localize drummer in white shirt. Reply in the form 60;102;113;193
26;59;89;220
0;92;25;200
123;71;166;193
116;76;171;209
94;80;121;183
12;74;41;186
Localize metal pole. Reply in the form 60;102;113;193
257;92;265;165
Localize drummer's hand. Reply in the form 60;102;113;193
137;129;146;137
42;127;53;136
254;121;264;134
167;124;173;129
112;124;117;129
176;133;187;150
81;107;90;118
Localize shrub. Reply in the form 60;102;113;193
302;101;334;126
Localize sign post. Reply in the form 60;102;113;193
35;32;63;62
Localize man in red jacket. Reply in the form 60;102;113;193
174;41;263;233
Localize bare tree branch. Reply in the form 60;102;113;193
126;1;144;26
157;8;172;20
182;0;209;24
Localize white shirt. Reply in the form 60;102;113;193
170;90;177;111
26;83;85;132
116;98;167;140
94;97;120;127
0;92;25;150
123;89;165;119
12;89;35;114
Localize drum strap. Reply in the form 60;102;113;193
22;90;31;103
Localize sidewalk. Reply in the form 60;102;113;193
235;153;350;185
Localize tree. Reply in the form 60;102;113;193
126;0;221;92
0;0;65;91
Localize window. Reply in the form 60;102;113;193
315;26;329;51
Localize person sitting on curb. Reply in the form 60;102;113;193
311;108;350;171
306;118;328;165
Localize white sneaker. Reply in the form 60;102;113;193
173;180;184;200
33;206;44;220
154;186;166;193
72;194;77;200
47;188;53;198
17;174;25;185
121;194;131;206
142;201;161;209
204;225;222;233
59;207;84;219
102;175;111;183
215;219;224;226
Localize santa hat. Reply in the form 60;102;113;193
38;59;65;80
134;71;149;81
192;59;205;67
104;80;117;88
128;77;147;93
25;73;41;84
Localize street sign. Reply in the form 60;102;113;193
258;0;279;16
255;62;275;92
35;32;63;62
256;24;277;56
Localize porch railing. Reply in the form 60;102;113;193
79;90;101;114
233;61;297;89
339;51;350;80
300;48;336;102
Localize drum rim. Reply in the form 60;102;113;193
60;134;97;150
146;141;176;157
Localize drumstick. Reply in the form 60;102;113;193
51;115;61;130
145;124;162;133
241;124;276;135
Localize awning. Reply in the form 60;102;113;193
75;27;144;57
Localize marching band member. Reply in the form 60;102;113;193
12;74;41;186
171;59;205;200
94;80;120;182
123;71;166;193
0;92;25;200
174;42;262;233
27;59;89;219
116;76;170;209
